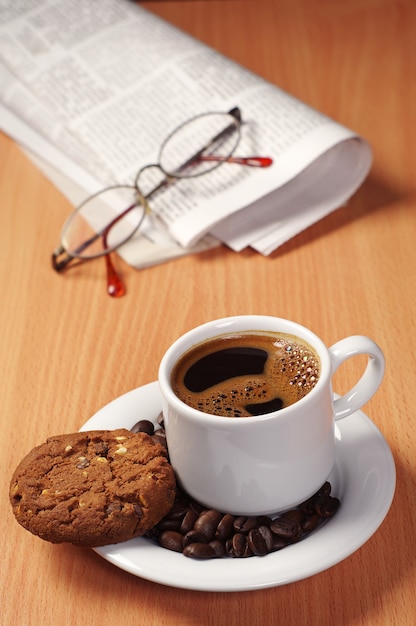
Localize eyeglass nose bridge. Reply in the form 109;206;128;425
134;163;175;205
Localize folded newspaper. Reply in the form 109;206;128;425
0;0;372;268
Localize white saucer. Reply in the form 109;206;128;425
80;382;396;592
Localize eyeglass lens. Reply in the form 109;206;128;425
159;112;240;178
61;186;145;260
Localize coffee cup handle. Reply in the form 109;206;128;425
329;335;385;420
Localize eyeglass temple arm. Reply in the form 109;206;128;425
174;107;242;176
200;155;273;167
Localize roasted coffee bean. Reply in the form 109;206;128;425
225;538;234;557
157;518;182;532
209;539;226;557
151;432;167;448
130;419;167;449
193;509;223;540
270;535;290;552
256;515;273;528
130;419;155;435
233;516;258;533
314;494;340;518
259;525;274;547
299;481;332;514
270;516;301;539
260;525;275;549
183;543;216;559
231;533;251;558
302;514;320;533
283;509;305;524
248;527;271;556
316;481;331;497
299;496;316;515
215;513;235;541
159;531;184;553
180;509;199;534
183;529;209;547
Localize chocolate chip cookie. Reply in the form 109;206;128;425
9;429;176;547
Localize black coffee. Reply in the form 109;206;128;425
171;331;320;417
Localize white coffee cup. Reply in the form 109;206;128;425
158;315;385;515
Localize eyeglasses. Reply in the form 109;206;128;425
52;107;272;297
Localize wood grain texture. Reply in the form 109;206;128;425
1;1;415;624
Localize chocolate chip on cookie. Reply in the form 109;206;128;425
9;429;176;547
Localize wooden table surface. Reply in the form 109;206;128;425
1;1;415;624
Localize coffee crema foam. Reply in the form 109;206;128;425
171;332;320;417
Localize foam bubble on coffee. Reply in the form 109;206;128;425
171;332;320;417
